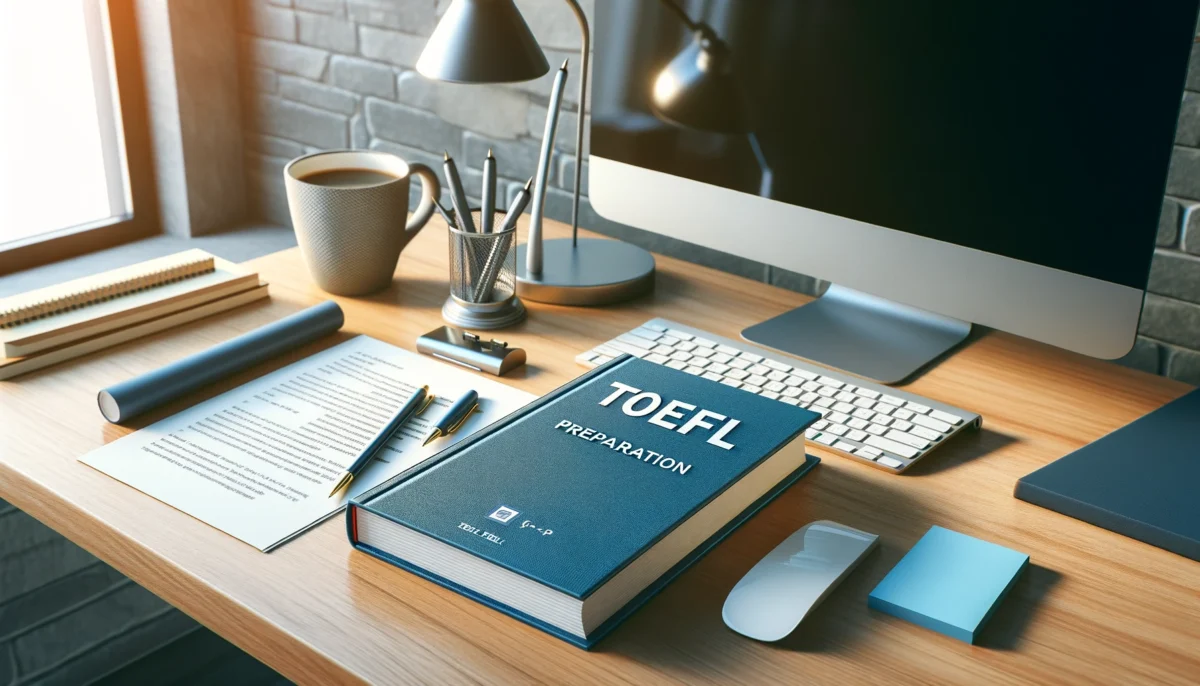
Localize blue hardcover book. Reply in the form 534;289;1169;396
347;355;820;648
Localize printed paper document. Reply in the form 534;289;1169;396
81;336;534;550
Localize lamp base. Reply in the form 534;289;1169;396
516;238;655;306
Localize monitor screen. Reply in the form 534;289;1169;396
592;1;1197;290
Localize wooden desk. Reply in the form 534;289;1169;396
1;218;1197;685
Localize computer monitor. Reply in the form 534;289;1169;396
589;0;1197;383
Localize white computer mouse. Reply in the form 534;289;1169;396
722;520;879;642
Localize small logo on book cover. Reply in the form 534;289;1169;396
488;505;519;524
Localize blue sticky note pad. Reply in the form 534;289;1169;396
868;526;1029;644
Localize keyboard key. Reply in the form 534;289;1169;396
607;341;649;358
593;355;613;365
632;327;663;341
815;397;836;409
852;408;875;421
911;426;942;442
782;386;802;397
652;344;675;356
739;352;764;363
836;391;856;403
666;329;694;341
847;429;868;441
665;360;687;370
818;376;845;389
594;344;621;357
720;378;742;388
690;347;715;358
833;440;857;452
617;333;657;349
805;428;820;439
782;397;800;405
761;391;781;400
827;424;849;436
866;424;888;436
792;369;819;381
578;351;598;363
853;397;875;409
693;336;717;348
729;358;752;370
748;364;771;376
827;411;851;424
660;335;680;346
767;370;789;382
641;321;667;331
877;456;904;469
911;414;952;433
864;435;918;459
905;401;932;414
689;358;710;369
892;419;913;432
743;385;763;394
684;365;705;375
873;415;894;427
855;388;881;400
708;363;730;375
833;402;856;414
931;409;964;425
799;392;819;404
886;430;929;450
874;403;899;416
856;446;882;458
670;351;692;362
817;386;837;397
812;420;829;430
765;359;792;372
783;375;804;387
710;352;733;364
764;381;787;393
716;344;741;356
747;374;769;387
847;417;869;430
814;433;837;446
802;381;821;392
702;372;723;382
677;341;698;352
882;394;906;407
724;369;751;381
645;353;670;364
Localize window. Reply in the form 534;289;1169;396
0;0;155;273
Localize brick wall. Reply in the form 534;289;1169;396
237;0;1200;383
0;498;198;685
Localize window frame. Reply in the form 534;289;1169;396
0;0;158;275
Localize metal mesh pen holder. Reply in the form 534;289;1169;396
443;209;526;330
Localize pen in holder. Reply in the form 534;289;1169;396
443;209;526;330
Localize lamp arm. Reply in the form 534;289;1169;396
563;0;588;247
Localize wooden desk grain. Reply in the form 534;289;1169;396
1;217;1197;685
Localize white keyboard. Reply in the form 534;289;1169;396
576;318;981;473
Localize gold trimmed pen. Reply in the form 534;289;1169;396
422;389;479;446
328;385;434;497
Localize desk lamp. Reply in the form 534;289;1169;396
417;0;655;306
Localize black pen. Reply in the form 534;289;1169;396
422;389;479;446
443;151;476;233
481;148;497;233
433;198;457;228
329;385;434;497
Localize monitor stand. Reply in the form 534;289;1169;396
741;285;972;385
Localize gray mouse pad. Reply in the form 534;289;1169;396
1014;387;1200;561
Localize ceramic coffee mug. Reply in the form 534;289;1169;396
284;149;441;296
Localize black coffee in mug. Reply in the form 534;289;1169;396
297;168;399;188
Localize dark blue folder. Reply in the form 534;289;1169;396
1014;387;1200;562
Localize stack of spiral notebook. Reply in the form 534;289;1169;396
0;249;268;380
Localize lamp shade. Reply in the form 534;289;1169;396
417;0;551;84
650;27;747;133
